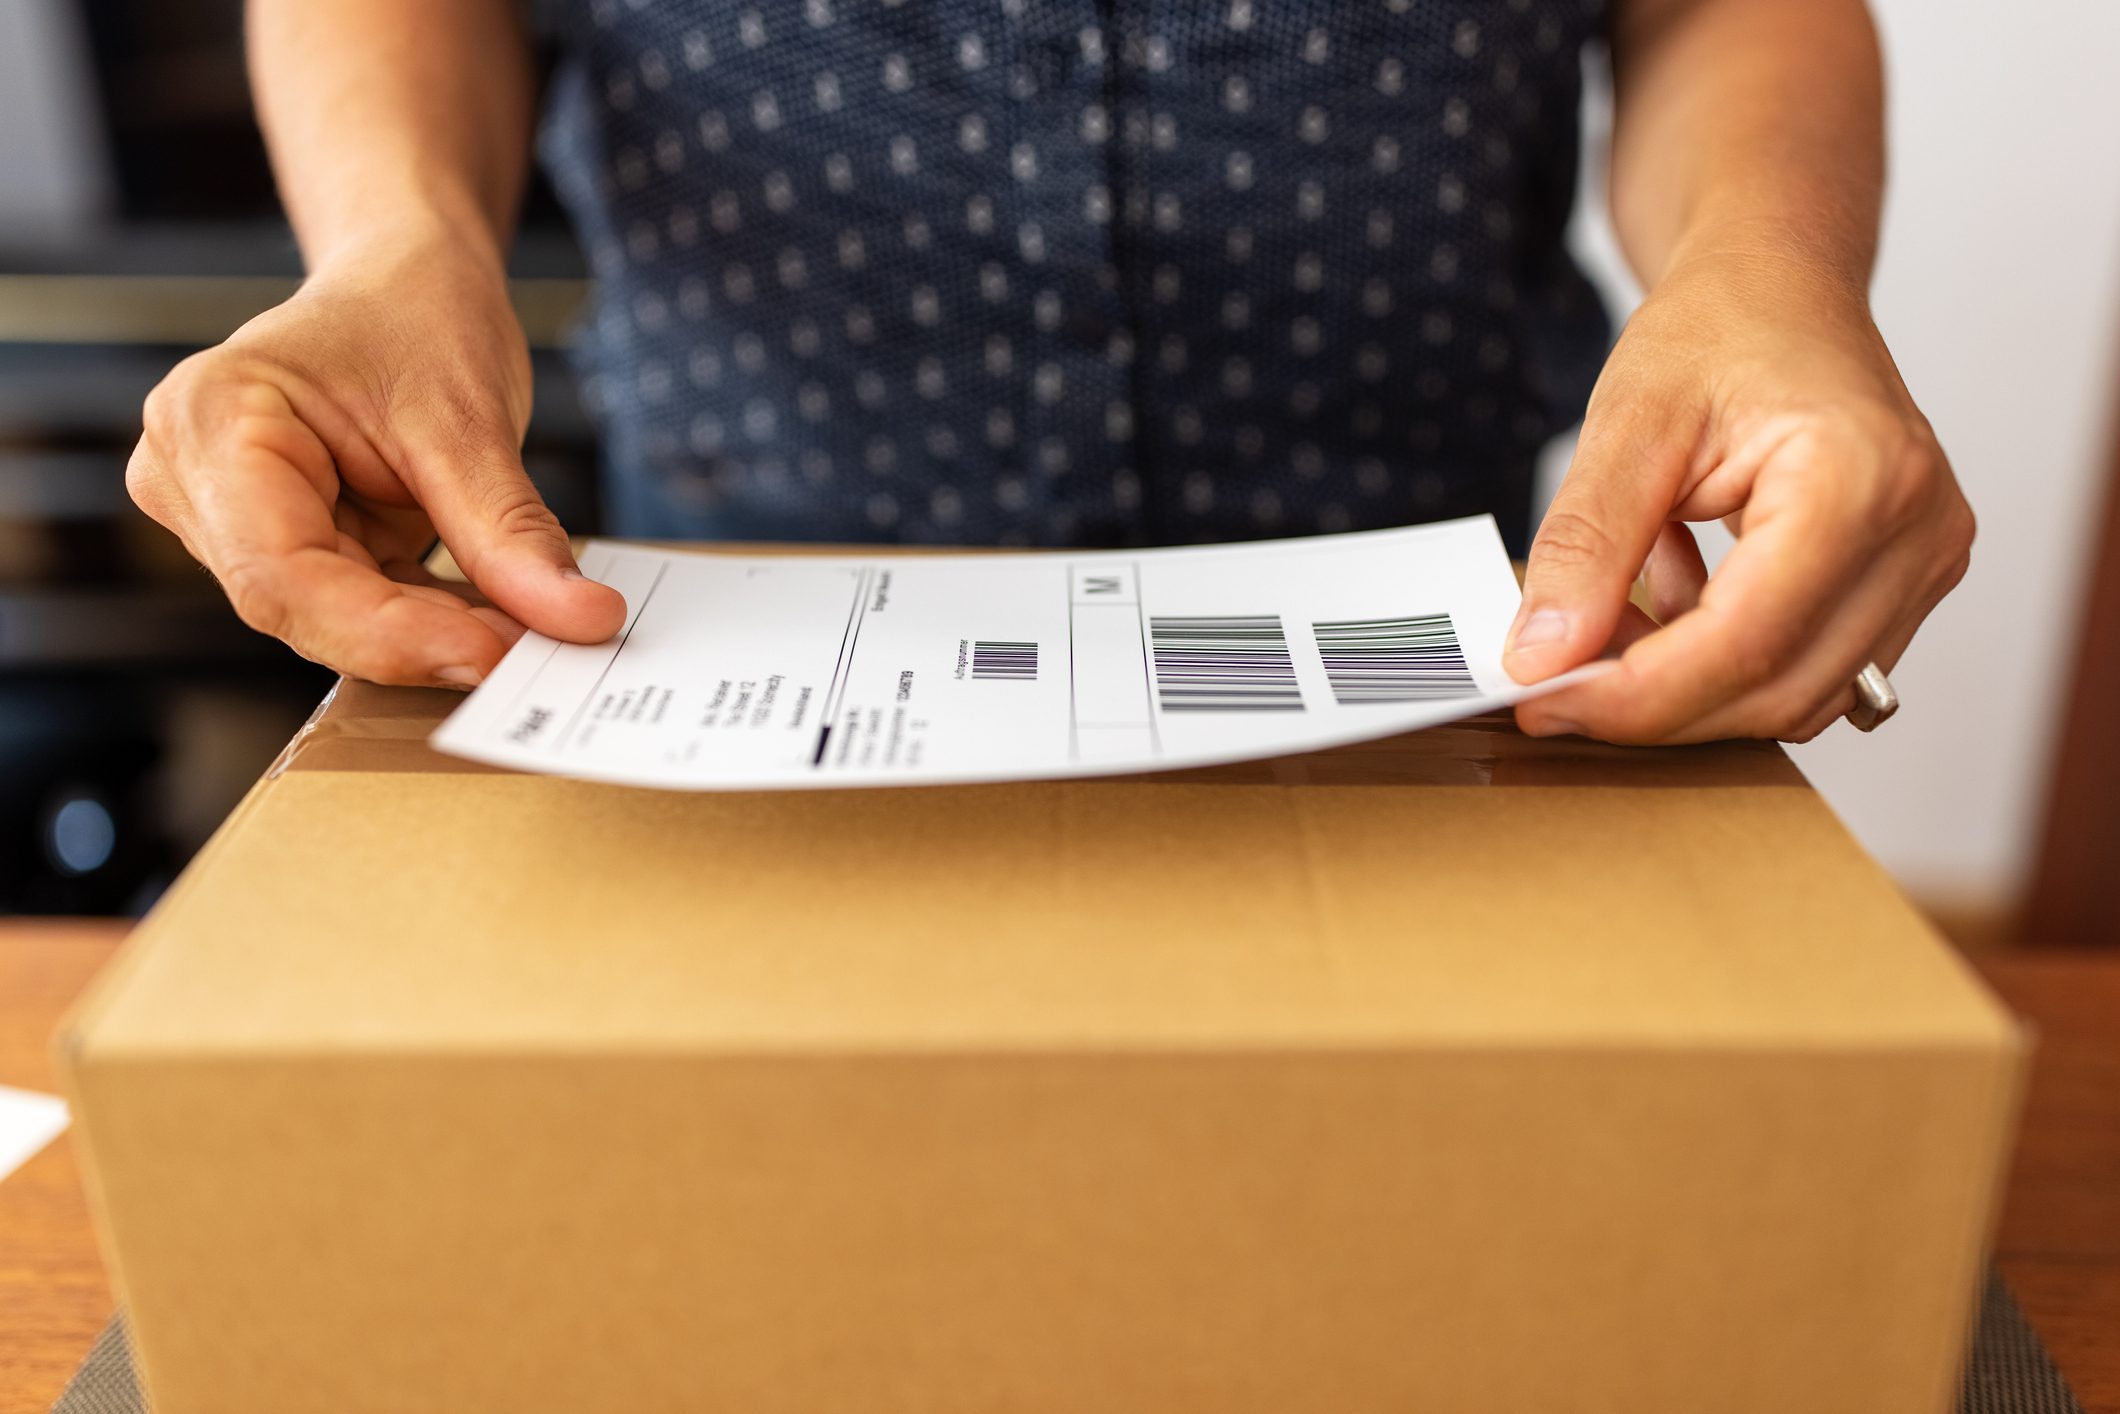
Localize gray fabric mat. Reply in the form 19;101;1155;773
1960;1269;2089;1414
47;1318;133;1414
53;1268;2083;1413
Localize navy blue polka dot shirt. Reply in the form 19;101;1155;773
537;0;1611;552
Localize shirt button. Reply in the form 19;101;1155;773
1034;32;1079;87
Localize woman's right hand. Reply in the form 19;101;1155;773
126;231;626;688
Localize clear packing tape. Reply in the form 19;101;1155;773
270;674;1802;789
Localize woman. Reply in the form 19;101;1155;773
126;0;1970;744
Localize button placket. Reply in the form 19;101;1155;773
1000;1;1135;544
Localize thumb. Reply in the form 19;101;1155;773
1505;404;1690;684
401;415;627;644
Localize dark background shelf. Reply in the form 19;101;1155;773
0;0;596;914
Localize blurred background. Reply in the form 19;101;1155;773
0;0;601;913
0;0;2114;941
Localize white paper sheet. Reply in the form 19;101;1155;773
432;515;1587;790
0;1085;68;1184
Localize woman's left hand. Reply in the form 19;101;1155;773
1501;239;1975;744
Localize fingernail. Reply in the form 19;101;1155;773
1528;719;1585;739
436;665;484;688
559;568;587;582
1509;609;1570;652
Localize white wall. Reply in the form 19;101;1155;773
0;0;111;239
1552;0;2120;905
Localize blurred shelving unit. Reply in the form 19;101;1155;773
0;0;599;913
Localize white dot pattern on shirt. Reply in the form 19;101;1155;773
545;0;1611;549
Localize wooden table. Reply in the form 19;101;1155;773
1983;952;2120;1414
0;923;124;1414
4;922;2116;1413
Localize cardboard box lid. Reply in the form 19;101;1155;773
70;662;2017;1061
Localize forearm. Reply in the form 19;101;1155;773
1608;0;1884;299
247;0;535;276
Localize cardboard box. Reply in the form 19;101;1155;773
60;553;2023;1413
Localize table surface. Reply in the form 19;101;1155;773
4;922;2115;1414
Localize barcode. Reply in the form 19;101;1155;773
1149;616;1305;712
972;640;1038;681
1312;613;1476;703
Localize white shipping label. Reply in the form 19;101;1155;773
431;516;1592;790
0;1086;68;1184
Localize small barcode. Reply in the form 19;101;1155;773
1149;615;1305;712
972;639;1038;681
1312;613;1477;703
